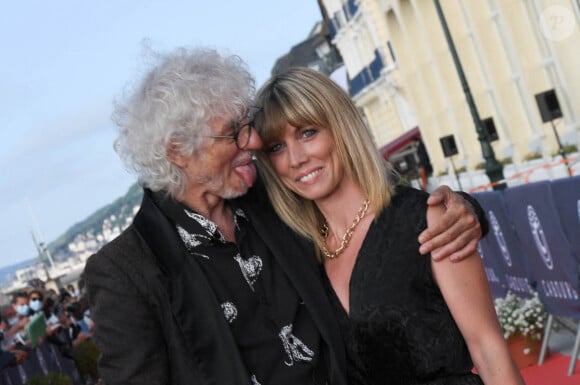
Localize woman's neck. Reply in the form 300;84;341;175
315;179;371;241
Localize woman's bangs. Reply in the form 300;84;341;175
260;103;289;143
283;94;327;132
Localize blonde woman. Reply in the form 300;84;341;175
252;67;524;385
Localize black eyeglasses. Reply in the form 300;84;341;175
206;121;253;150
205;107;263;149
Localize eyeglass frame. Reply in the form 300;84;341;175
205;121;253;150
204;107;262;150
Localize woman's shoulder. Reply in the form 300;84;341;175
372;184;429;233
391;185;429;209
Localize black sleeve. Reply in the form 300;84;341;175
385;162;488;237
84;253;170;385
457;192;489;238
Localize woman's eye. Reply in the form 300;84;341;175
302;128;317;138
268;143;283;153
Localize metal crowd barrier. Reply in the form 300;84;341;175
0;342;81;385
473;176;580;376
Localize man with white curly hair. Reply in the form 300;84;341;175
83;46;486;385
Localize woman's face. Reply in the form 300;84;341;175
264;122;344;202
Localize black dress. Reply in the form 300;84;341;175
323;186;484;385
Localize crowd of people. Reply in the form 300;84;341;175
0;283;93;371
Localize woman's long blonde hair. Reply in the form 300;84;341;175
253;67;393;260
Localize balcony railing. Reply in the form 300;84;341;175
346;0;359;19
369;50;384;79
349;50;384;96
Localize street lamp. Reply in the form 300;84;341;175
433;0;506;190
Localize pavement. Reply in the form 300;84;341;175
521;316;580;384
548;317;578;357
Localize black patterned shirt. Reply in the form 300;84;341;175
154;192;323;385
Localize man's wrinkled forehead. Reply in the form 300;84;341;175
209;102;249;123
208;115;234;135
213;105;257;128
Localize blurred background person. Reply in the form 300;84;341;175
411;136;433;191
28;289;44;316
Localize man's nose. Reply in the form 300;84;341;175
245;127;263;150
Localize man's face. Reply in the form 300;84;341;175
3;307;16;321
13;295;29;316
14;296;28;307
177;114;263;202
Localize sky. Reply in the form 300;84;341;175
0;1;322;269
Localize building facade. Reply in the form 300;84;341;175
320;0;580;185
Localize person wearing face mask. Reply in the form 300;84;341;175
0;318;28;369
7;291;34;349
0;305;18;350
0;305;20;332
12;291;33;318
28;290;44;315
0;303;30;355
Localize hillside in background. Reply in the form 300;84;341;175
1;184;144;285
47;183;143;261
0;259;36;285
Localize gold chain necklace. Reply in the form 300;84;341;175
320;199;370;259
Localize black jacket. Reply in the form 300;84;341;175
84;182;347;385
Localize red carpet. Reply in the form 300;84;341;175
521;353;580;385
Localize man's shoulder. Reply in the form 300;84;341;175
235;177;274;214
95;225;141;254
86;225;153;271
